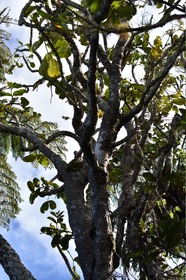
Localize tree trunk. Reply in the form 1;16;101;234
0;234;36;280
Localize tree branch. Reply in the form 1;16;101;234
80;32;99;167
94;0;113;23
98;44;112;78
154;0;185;13
0;123;67;174
95;36;127;166
118;32;186;128
46;131;79;144
57;245;80;280
61;0;89;16
0;234;36;280
19;130;79;152
38;185;64;197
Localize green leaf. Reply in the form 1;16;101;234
39;55;49;77
150;46;162;59
114;5;134;20
23;154;37;162
40;201;49;213
90;0;102;14
21;97;29;107
27;181;35;192
154;36;162;47
39;54;60;78
60;234;72;250
111;1;123;10
49;200;57;210
7;82;22;89
55;38;71;58
173;98;186;106
40;200;56;213
0;91;11;97
80;34;88;46
29;62;35;68
40;226;47;234
31;40;43;52
156;2;163;8
14;54;20;58
23;5;36;17
13;89;27;96
73;256;80;265
29;192;37;204
143;33;149;48
143;172;156;181
51;234;61;248
47;216;57;224
33;177;40;188
81;0;93;7
47;56;60;78
37;154;50;167
41;226;54;236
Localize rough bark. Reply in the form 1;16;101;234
0;234;36;280
63;168;93;280
88;166;114;280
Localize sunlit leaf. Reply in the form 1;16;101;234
173;98;186;106
39;53;60;78
90;0;102;14
55;38;71;58
154;36;162;47
37;154;50;167
47;56;60;78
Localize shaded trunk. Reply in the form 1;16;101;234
88;166;114;280
62;166;93;280
0;234;36;280
63;164;114;280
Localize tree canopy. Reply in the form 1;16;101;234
0;0;186;279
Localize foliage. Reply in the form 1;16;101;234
0;155;22;228
0;9;22;229
0;0;186;279
0;8;12;82
0;8;66;229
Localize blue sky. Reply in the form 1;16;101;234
0;158;76;280
0;1;80;279
0;221;72;280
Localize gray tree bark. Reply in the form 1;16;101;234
0;234;36;280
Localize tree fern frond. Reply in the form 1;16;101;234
0;132;11;155
0;103;67;163
0;155;22;229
